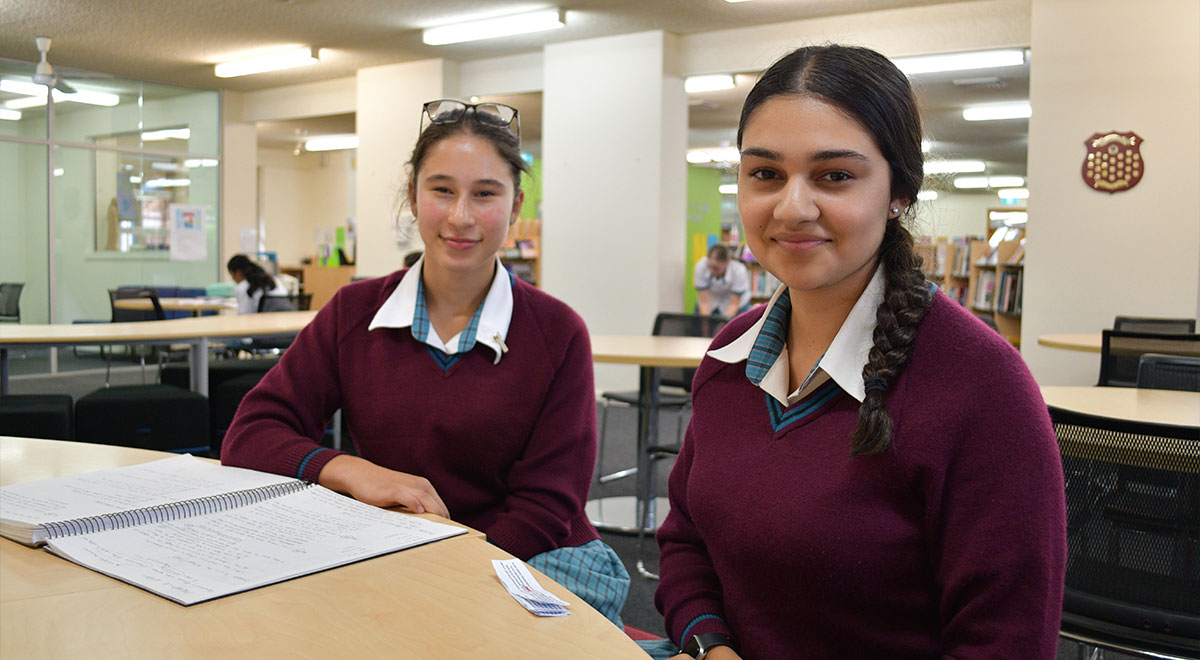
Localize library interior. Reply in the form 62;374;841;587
1;1;1198;659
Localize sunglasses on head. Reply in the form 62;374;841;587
420;99;520;140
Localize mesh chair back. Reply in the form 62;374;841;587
258;292;313;313
652;313;727;391
1113;316;1196;334
0;282;24;322
1138;354;1200;392
109;288;165;322
1099;330;1200;387
1050;406;1200;654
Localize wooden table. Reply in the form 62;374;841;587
0;436;646;660
587;335;711;553
0;312;317;396
1037;333;1102;353
1041;386;1200;472
113;297;237;316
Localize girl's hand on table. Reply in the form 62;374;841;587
319;454;450;518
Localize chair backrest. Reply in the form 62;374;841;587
1098;330;1200;387
1113;316;1196;334
257;292;312;313
109;288;165;322
0;282;24;321
1049;406;1200;654
1137;354;1200;392
652;313;728;391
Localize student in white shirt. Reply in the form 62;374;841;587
694;244;751;317
227;254;290;314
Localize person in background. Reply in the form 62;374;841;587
652;45;1065;660
221;99;628;626
694;243;751;318
226;254;290;314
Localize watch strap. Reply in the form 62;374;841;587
682;632;735;659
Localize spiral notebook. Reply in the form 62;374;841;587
0;454;467;605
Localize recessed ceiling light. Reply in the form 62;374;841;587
924;159;986;174
893;49;1025;75
214;47;320;78
305;135;359;152
685;74;735;94
962;102;1032;121
422;9;565;46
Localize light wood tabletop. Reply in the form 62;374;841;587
1041;386;1200;428
1037;333;1102;353
0;312;317;396
113;297;237;314
590;334;712;367
0;437;647;660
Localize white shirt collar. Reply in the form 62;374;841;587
368;255;514;365
708;267;886;405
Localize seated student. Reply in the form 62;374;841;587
694;244;750;318
652;45;1066;660
221;99;628;625
226;254;291;313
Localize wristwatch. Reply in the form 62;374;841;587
681;632;735;659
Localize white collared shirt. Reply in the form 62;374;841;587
707;267;886;406
367;255;514;365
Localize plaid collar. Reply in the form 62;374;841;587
368;255;514;364
707;267;887;405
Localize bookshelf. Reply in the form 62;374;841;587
966;237;1025;346
917;237;971;307
500;219;541;287
745;261;781;304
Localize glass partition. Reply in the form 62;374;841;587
0;141;49;324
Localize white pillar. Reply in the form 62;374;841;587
542;31;688;391
1022;0;1200;384
355;60;459;277
220;91;258;273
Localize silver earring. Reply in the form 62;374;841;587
891;207;900;214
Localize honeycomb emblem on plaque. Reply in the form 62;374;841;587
1082;131;1143;193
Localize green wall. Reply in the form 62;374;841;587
685;166;723;312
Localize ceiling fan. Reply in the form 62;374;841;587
0;37;111;95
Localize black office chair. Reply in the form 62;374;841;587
596;313;726;486
1050;406;1200;659
257;291;312;313
1137;354;1200;392
1113;316;1196;334
0;282;24;323
1098;330;1200;388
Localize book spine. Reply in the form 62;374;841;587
40;480;311;540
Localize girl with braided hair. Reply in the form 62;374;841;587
652;45;1065;660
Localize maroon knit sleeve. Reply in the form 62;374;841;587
483;309;599;561
654;423;733;646
220;291;348;481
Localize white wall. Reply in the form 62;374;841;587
1022;0;1200;384
257;148;355;268
917;193;1002;239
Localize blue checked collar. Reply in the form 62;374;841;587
707;267;886;405
368;255;514;365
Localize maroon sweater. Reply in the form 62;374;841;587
655;292;1066;660
221;270;599;560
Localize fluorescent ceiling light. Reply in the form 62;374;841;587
921;139;931;153
184;159;219;168
687;147;739;164
963;102;1031;121
5;96;48;110
724;0;755;3
916;190;939;201
142;128;191;141
52;168;64;177
0;108;20;120
0;79;119;107
214;47;320;78
144;178;191;188
423;9;565;46
989;210;1028;224
893;49;1025;75
305;135;359;152
924;159;985;174
129;176;143;184
997;187;1029;199
954;175;1025;189
718;184;738;195
686;150;710;164
685;74;735;94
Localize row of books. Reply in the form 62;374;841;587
749;267;781;298
927;238;973;278
995;268;1024;315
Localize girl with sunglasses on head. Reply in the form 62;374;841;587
222;99;629;625
650;46;1065;660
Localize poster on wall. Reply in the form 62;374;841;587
168;204;207;261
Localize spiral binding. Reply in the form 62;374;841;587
40;480;312;540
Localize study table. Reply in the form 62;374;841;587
0;312;317;396
1040;385;1200;472
1037;333;1102;353
587;335;712;541
113;296;237;316
0;436;647;660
